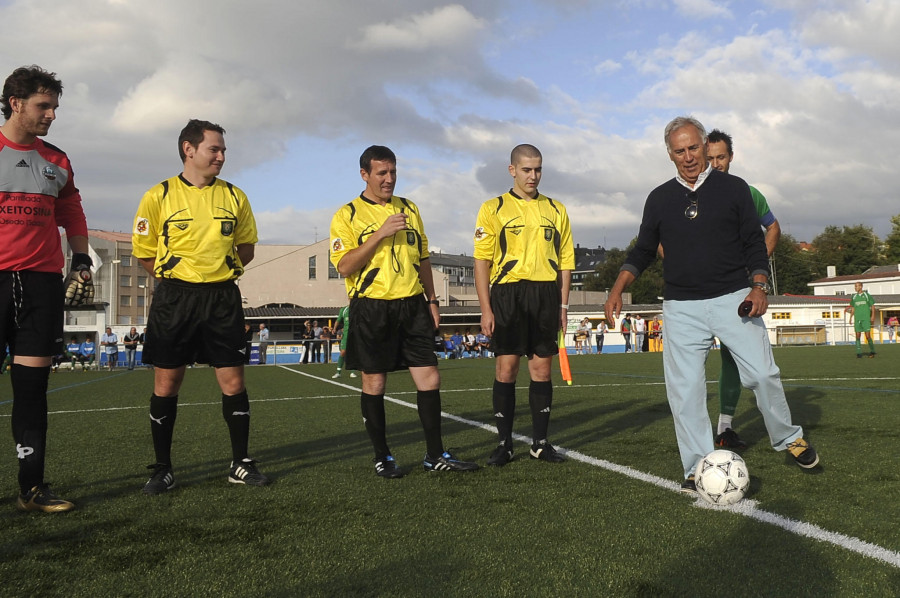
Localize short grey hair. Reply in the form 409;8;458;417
664;116;707;153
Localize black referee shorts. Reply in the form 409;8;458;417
144;279;246;368
490;280;560;358
346;296;438;373
0;271;64;357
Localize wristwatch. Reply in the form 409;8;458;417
751;281;772;295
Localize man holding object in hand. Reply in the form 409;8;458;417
604;116;818;496
1;65;92;513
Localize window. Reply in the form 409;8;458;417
120;295;132;307
771;312;791;320
821;311;842;319
137;295;145;307
120;275;132;287
137;276;148;287
308;255;317;280
119;255;132;267
328;261;340;279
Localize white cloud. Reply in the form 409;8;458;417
353;4;485;51
594;59;622;75
673;0;733;19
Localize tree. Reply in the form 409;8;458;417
770;233;820;295
584;241;664;304
883;214;900;265
810;224;881;276
584;248;626;293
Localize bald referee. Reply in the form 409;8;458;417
132;119;269;495
474;144;575;466
330;145;478;478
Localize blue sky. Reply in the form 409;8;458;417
3;0;898;254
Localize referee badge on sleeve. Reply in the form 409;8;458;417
332;238;344;253
134;217;149;235
474;226;485;241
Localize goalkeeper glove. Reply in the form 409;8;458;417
64;252;95;306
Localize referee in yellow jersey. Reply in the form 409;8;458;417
132;119;269;495
474;144;575;466
330;145;478;478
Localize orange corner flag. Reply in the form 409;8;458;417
558;329;572;385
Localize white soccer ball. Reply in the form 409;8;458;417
694;449;749;505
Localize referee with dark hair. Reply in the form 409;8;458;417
132;119;269;495
329;145;478;478
474;144;575;466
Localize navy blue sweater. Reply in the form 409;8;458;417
622;170;768;301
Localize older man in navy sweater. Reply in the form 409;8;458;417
605;116;819;494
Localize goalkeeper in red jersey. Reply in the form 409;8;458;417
1;65;93;513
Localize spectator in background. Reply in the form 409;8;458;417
311;320;323;363
450;329;464;359
887;315;898;343
79;336;96;371
583;318;592;354
124;327;140;370
575;318;590;355
633;314;646;353
257;323;270;365
66;336;84;371
621;314;633;353
596;320;607;354
101;327;119;371
475;331;491;358
321;326;334;363
300;320;313;364
464;328;476;358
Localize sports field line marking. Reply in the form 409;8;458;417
4;367;897;568
279;365;900;570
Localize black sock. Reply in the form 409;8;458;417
417;389;444;458
222;391;251;462
11;364;50;494
492;380;517;448
149;394;178;466
529;380;553;444
361;393;390;458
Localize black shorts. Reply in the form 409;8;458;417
144;279;245;368
0;271;64;357
490;280;560;358
347;296;438;373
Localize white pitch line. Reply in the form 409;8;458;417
5;365;897;569
279;365;900;569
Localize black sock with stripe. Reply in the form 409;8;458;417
222;390;251;462
492;380;517;448
149;394;178;466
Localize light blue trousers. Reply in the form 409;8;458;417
662;289;803;478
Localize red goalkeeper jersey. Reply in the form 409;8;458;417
0;130;88;272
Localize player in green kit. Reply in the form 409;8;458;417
707;130;781;449
332;304;356;379
846;282;876;358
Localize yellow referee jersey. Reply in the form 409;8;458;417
473;191;575;285
132;175;258;283
330;195;429;300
